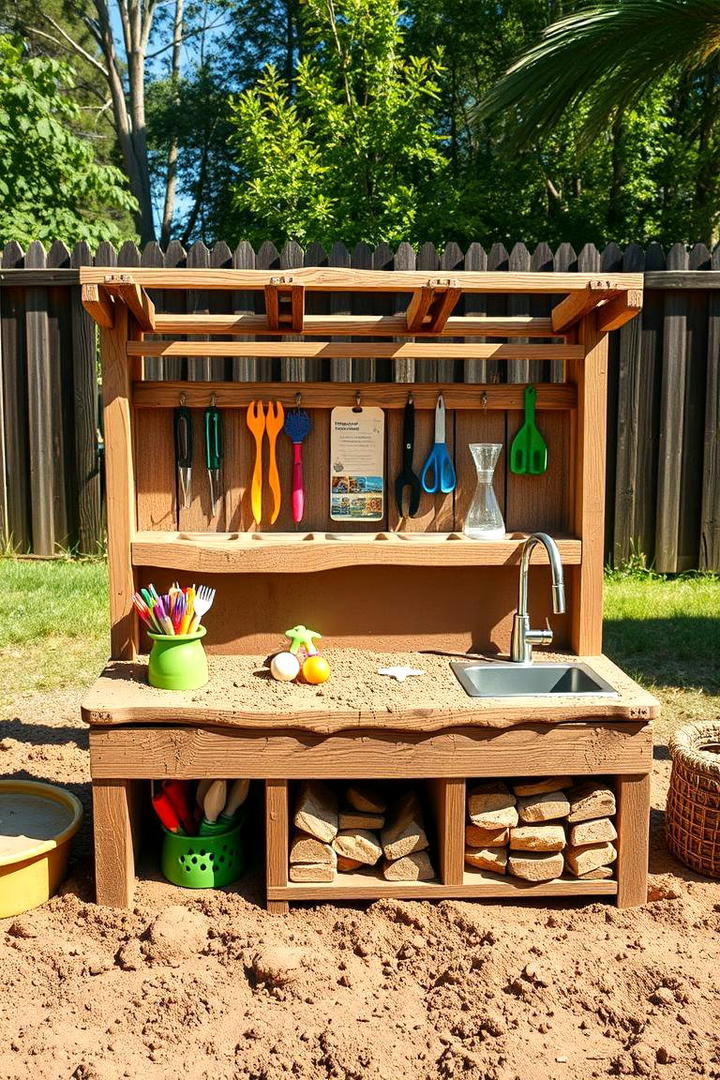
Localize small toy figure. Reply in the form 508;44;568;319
378;666;425;683
284;625;322;656
270;651;301;682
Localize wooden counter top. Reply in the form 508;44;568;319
81;651;658;734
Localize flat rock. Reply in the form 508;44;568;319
383;850;435;881
509;824;566;852
333;829;382;866
565;842;617;877
513;776;572;797
337;855;364;872
381;791;428;860
566;782;616;823
346;783;387;814
517;790;570;823
578;865;614;880
466;824;509;848
289;833;336;866
465;847;508;874
467;782;518;829
294;781;338;843
508;851;564;882
288;862;335;882
569;817;617;847
339;809;385;831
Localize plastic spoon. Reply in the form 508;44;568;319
510;385;548;475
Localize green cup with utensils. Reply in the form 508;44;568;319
147;626;208;691
161;809;246;888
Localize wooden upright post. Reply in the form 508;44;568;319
101;303;138;659
569;312;608;655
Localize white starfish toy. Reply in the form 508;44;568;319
377;666;426;683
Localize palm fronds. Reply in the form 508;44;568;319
476;0;720;146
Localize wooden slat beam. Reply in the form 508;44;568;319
597;289;643;332
133;380;578;411
264;280;305;332
406;283;462;333
81;282;114;329
102;273;155;331
552;281;620;333
128;340;583;360
151;313;564;337
79;266;644;294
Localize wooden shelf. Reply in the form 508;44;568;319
131;531;583;574
268;867;617;902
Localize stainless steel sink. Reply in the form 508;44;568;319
451;661;619;698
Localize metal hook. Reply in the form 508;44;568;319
355;390;362;410
210;392;217;407
408;391;414;405
295;391;302;408
481;391;488;409
179;392;186;406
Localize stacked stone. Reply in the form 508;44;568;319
465;777;617;882
289;782;435;882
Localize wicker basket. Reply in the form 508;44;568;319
666;721;720;879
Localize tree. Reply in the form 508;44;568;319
475;0;720;243
0;35;137;247
227;0;453;247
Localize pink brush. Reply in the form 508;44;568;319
283;406;312;523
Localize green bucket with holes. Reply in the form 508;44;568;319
160;811;246;889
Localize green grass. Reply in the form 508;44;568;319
0;558;109;700
1;559;718;737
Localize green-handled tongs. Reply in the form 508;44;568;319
510;384;548;475
204;399;223;517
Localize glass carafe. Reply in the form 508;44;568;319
463;443;506;540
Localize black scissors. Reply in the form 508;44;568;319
395;395;422;518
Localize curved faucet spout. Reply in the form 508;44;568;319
511;532;566;664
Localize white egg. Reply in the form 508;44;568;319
270;651;301;682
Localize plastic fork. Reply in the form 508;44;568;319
189;584;215;633
265;401;285;525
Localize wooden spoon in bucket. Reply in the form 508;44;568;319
219;779;250;825
198;779;228;835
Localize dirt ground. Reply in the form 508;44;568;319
1;689;719;1080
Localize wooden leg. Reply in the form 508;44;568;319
428;778;465;886
93;778;141;907
616;773;650;908
265;779;289;913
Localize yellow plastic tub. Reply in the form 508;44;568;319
0;780;83;918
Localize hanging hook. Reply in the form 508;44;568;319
179;392;186;406
210;392;217;407
481;391;488;409
408;391;414;405
355;389;362;411
295;391;302;408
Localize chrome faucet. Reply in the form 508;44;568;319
510;532;566;664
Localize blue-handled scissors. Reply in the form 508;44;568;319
420;394;457;494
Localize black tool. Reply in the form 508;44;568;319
174;398;193;510
395;395;422;518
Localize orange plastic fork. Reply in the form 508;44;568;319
265;401;285;524
246;401;266;524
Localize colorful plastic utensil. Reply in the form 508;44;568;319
247;401;266;525
219;778;250;823
420;394;456;494
188;584;215;634
510;385;548;475
265;401;285;525
152;789;184;834
174;400;193;510
162;780;195;834
283;405;312;523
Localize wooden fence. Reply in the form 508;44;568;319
0;237;718;572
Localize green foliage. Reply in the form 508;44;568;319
0;35;137;248
227;0;452;246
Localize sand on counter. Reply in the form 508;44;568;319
0;687;717;1080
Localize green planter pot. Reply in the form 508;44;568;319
147;626;208;691
161;811;246;889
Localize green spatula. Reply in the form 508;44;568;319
510;385;548;475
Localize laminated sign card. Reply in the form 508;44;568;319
330;407;385;521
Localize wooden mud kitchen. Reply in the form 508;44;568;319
79;265;657;912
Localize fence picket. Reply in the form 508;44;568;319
24;241;54;554
700;245;720;569
71;241;102;553
329;242;352;383
47;240;73;547
1;242;30;549
463;244;487;382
